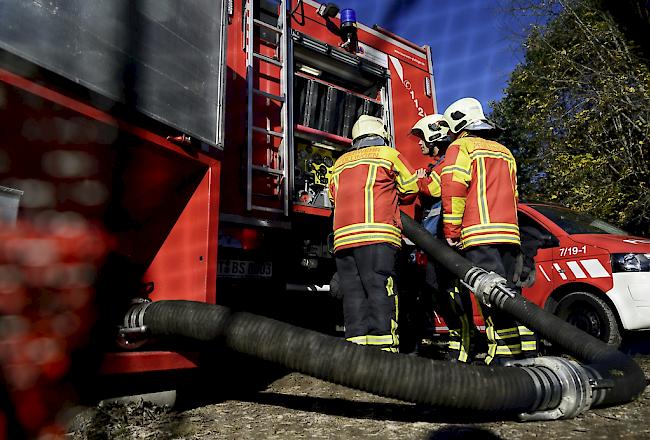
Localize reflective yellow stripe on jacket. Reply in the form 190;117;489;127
329;146;425;252
441;133;520;249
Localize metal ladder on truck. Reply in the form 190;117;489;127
244;0;292;215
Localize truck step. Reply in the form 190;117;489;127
253;19;282;34
251;205;284;214
253;126;284;138
252;164;285;176
253;88;285;102
253;52;282;67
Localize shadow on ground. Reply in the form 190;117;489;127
426;425;503;439
240;391;521;424
621;330;650;356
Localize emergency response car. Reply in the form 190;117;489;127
518;203;650;346
429;202;650;346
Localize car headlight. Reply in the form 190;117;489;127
611;253;650;272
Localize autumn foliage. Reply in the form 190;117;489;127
492;0;650;235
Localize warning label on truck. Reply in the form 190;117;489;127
218;260;272;278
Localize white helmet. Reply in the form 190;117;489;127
351;115;389;143
410;114;450;143
443;97;497;134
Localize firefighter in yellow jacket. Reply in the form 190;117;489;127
328;115;439;352
440;97;537;365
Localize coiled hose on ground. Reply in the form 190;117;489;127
121;214;646;420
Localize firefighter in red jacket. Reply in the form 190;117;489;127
328;115;439;352
440;97;537;365
411;114;475;362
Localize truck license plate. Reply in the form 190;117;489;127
218;260;272;278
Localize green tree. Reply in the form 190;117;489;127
492;0;650;235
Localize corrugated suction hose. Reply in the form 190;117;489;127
399;212;645;409
120;214;645;420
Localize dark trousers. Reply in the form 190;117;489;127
425;260;474;362
463;245;537;364
335;243;399;352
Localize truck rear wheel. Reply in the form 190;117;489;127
554;291;622;346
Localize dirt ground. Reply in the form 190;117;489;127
67;347;650;440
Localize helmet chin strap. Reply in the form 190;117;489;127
426;139;451;156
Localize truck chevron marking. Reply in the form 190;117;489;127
553;263;567;280
389;56;426;117
566;261;587;279
538;264;551;282
580;259;610;278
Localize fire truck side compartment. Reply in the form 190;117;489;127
0;0;228;148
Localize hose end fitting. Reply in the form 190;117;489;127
117;298;152;350
463;267;515;308
509;356;596;421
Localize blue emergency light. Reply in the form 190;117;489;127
340;8;357;27
339;8;358;52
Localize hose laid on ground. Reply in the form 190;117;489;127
132;300;544;416
120;214;646;420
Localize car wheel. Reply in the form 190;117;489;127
554;291;622;346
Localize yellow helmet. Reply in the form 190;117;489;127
351;115;389;143
410;114;450;143
443;97;496;134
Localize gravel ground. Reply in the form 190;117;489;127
67;352;650;440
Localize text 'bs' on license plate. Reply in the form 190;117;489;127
217;260;272;278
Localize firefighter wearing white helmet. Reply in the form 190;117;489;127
439;97;537;365
409;113;450;204
442;97;499;135
328;115;440;353
410;113;450;157
410;113;474;362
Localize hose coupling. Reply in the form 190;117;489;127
117;298;152;349
462;267;515;308
507;356;596;421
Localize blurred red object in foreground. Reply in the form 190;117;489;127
0;217;108;439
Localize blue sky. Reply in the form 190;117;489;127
338;0;534;113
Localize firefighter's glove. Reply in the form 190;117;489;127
518;261;536;288
512;252;524;286
329;272;343;300
512;252;536;288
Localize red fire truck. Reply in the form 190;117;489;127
4;2;650;436
0;0;437;376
